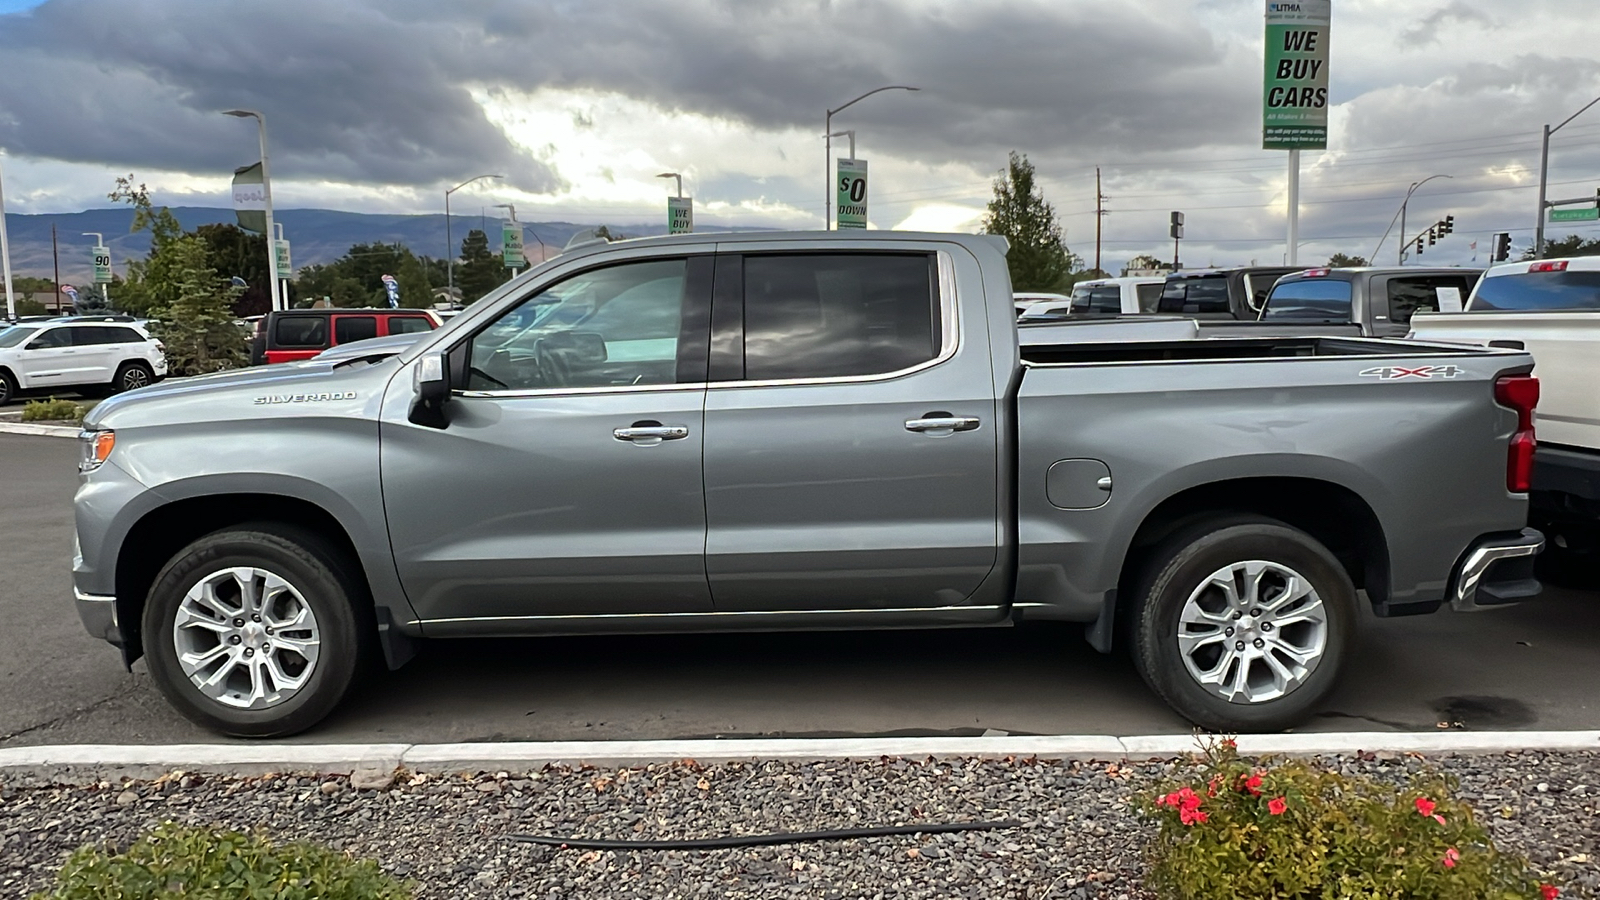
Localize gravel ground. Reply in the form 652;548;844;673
2;751;1597;899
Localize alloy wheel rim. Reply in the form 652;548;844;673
124;368;150;388
172;566;321;710
1176;559;1328;705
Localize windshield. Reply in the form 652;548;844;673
0;326;40;348
1471;270;1600;311
1262;279;1353;322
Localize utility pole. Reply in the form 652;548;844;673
1170;211;1185;270
1094;167;1107;275
1535;94;1600;258
51;223;61;314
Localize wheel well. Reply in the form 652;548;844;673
114;494;364;663
1121;477;1390;609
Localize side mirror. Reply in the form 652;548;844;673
408;351;450;429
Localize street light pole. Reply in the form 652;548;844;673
0;155;18;322
1535;94;1600;258
446;174;502;300
223;110;280;311
656;172;683;198
1397;174;1452;265
825;85;918;230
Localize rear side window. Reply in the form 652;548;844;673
1472;271;1600;311
1262;279;1353;322
1069;285;1094;314
275;316;327;348
67;326;113;345
1158;276;1231;315
1087;286;1121;313
388;316;433;335
334;316;379;344
1385;275;1475;324
1135;283;1163;312
742;254;937;381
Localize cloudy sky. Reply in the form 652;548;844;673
1;0;1598;270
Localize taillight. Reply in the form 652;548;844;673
1494;374;1539;492
1528;260;1568;273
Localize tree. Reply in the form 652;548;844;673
144;236;247;375
1522;234;1600;260
1327;253;1369;267
194;223;272;316
108;175;187;317
982;152;1075;291
456;229;502;303
13;297;48;315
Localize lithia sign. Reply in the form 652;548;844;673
1263;0;1331;150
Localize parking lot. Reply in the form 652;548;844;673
4;430;1597;748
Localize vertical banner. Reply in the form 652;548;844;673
231;162;267;233
92;246;112;284
381;273;399;308
668;196;694;234
835;158;868;229
501;221;525;267
274;239;291;274
1263;0;1331;150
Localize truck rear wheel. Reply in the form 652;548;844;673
141;524;364;737
1130;516;1355;733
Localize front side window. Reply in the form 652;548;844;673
465;258;687;391
334;316;379;344
1262;279;1353;322
1158;276;1231;314
742;253;937;381
26;328;71;350
1471;271;1600;311
1387;275;1474;324
275;316;327;348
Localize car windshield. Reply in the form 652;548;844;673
1261;279;1353;321
0;326;39;348
1471;270;1600;311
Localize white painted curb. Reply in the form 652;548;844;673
1;732;1595;781
0;421;79;438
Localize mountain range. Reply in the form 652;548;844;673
1;207;709;282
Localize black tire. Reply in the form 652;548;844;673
142;524;366;737
1129;515;1356;733
0;369;15;405
112;360;155;394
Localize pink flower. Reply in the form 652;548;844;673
1416;797;1437;818
1541;885;1560;900
1267;796;1288;816
1442;847;1460;869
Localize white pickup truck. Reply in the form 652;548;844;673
1410;256;1600;576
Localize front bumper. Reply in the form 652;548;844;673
1450;528;1544;612
75;587;122;645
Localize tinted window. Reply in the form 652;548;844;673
1386;275;1475;324
1135;283;1163;312
1158;276;1231;314
26;328;71;349
467;258;687;391
105;326;145;344
1262;279;1353;321
275;316;327;348
742;254;937;381
1069;284;1095;314
1472;271;1600;311
388;316;433;335
1088;286;1122;313
67;326;113;345
0;326;38;348
334;316;379;344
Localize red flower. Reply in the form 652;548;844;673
1541;885;1560;900
1441;847;1460;869
1243;773;1264;796
1221;738;1237;751
1416;797;1437;818
1267;796;1288;816
1179;806;1209;826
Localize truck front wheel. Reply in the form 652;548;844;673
1130;516;1355;733
141;524;365;737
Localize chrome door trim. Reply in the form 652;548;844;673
413;603;1006;629
457;382;708;400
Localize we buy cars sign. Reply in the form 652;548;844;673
1262;0;1331;150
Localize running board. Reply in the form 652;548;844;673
413;604;1016;638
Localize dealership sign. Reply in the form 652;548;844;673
1263;0;1331;150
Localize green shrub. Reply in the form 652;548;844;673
30;822;413;900
20;398;84;423
1141;739;1561;900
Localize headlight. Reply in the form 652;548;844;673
79;429;116;474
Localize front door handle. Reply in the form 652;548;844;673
614;421;690;444
905;415;981;434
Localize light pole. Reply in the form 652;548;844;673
0;154;17;322
825;86;918;229
656;172;683;198
1393;174;1452;265
223;110;281;311
1535;94;1600;258
446;174;502;300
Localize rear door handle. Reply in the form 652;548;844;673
614;422;690;443
905;415;981;434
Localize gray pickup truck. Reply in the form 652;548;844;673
1199;267;1484;339
72;231;1544;737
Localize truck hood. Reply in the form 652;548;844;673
85;357;399;430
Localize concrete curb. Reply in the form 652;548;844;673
0;421;79;438
2;732;1596;782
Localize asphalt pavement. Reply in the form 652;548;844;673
3;431;1597;748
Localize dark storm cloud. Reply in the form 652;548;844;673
0;0;1257;191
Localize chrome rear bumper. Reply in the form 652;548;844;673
1451;528;1544;612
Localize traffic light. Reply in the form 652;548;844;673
1169;211;1184;240
1441;215;1455;235
1491;232;1512;263
1427;227;1437;246
1416;236;1426;255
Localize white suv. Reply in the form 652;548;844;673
0;319;167;404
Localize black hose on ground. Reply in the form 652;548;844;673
507;820;1022;851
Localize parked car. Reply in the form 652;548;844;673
310;332;428;364
250;308;442;365
73;230;1541;737
1199;267;1483;338
1013;292;1069;317
1062;276;1166;315
0;319;165;404
1408;256;1599;577
1156;266;1302;319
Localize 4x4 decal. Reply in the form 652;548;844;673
1358;364;1463;380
